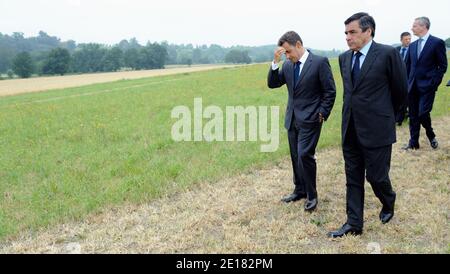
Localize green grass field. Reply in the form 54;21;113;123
0;59;449;241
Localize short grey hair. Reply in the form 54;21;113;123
415;17;431;30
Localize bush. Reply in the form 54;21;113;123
7;69;14;79
12;52;34;78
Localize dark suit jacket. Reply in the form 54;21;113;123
267;51;336;130
406;35;448;93
339;41;408;148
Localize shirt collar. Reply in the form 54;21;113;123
298;49;309;64
354;39;373;56
419;32;430;43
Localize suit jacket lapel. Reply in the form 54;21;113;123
418;35;432;62
354;41;378;89
295;53;313;89
289;62;296;91
282;61;293;97
346;51;354;91
411;41;418;63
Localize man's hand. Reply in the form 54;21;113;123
274;47;286;64
318;113;325;123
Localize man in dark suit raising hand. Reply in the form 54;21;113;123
267;31;336;212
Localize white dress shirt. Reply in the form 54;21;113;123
352;39;373;69
417;32;430;55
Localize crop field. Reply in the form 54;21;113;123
0;64;239;97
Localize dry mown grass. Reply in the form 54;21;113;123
1;117;449;254
0;64;240;97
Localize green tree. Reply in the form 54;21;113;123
150;43;168;69
180;54;192;66
12;52;34;78
42;48;71;75
192;48;202;64
124;48;139;69
137;43;168;70
6;69;14;79
161;41;178;65
225;50;252;64
445;38;450;48
72;43;107;73
35;31;60;49
205;44;226;63
0;47;15;73
118;38;142;51
61;40;77;52
102;46;123;71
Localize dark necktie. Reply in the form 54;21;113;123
352;51;363;86
401;47;407;60
294;61;301;86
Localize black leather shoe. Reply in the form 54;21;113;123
430;138;438;149
327;223;362;238
281;192;306;203
380;192;395;224
304;198;318;212
402;144;419;150
379;211;394;224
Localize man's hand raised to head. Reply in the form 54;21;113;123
274;47;286;64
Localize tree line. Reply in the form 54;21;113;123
0;31;345;79
2;32;170;78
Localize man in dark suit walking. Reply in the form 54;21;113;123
396;32;412;62
403;17;448;150
328;13;408;238
395;32;411;126
267;31;336;212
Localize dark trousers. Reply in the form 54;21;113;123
343;115;396;229
287;116;322;200
408;86;436;147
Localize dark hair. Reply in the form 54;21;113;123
415;17;431;30
400;32;411;39
344;12;376;38
278;31;303;47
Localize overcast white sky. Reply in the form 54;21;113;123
1;0;449;50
